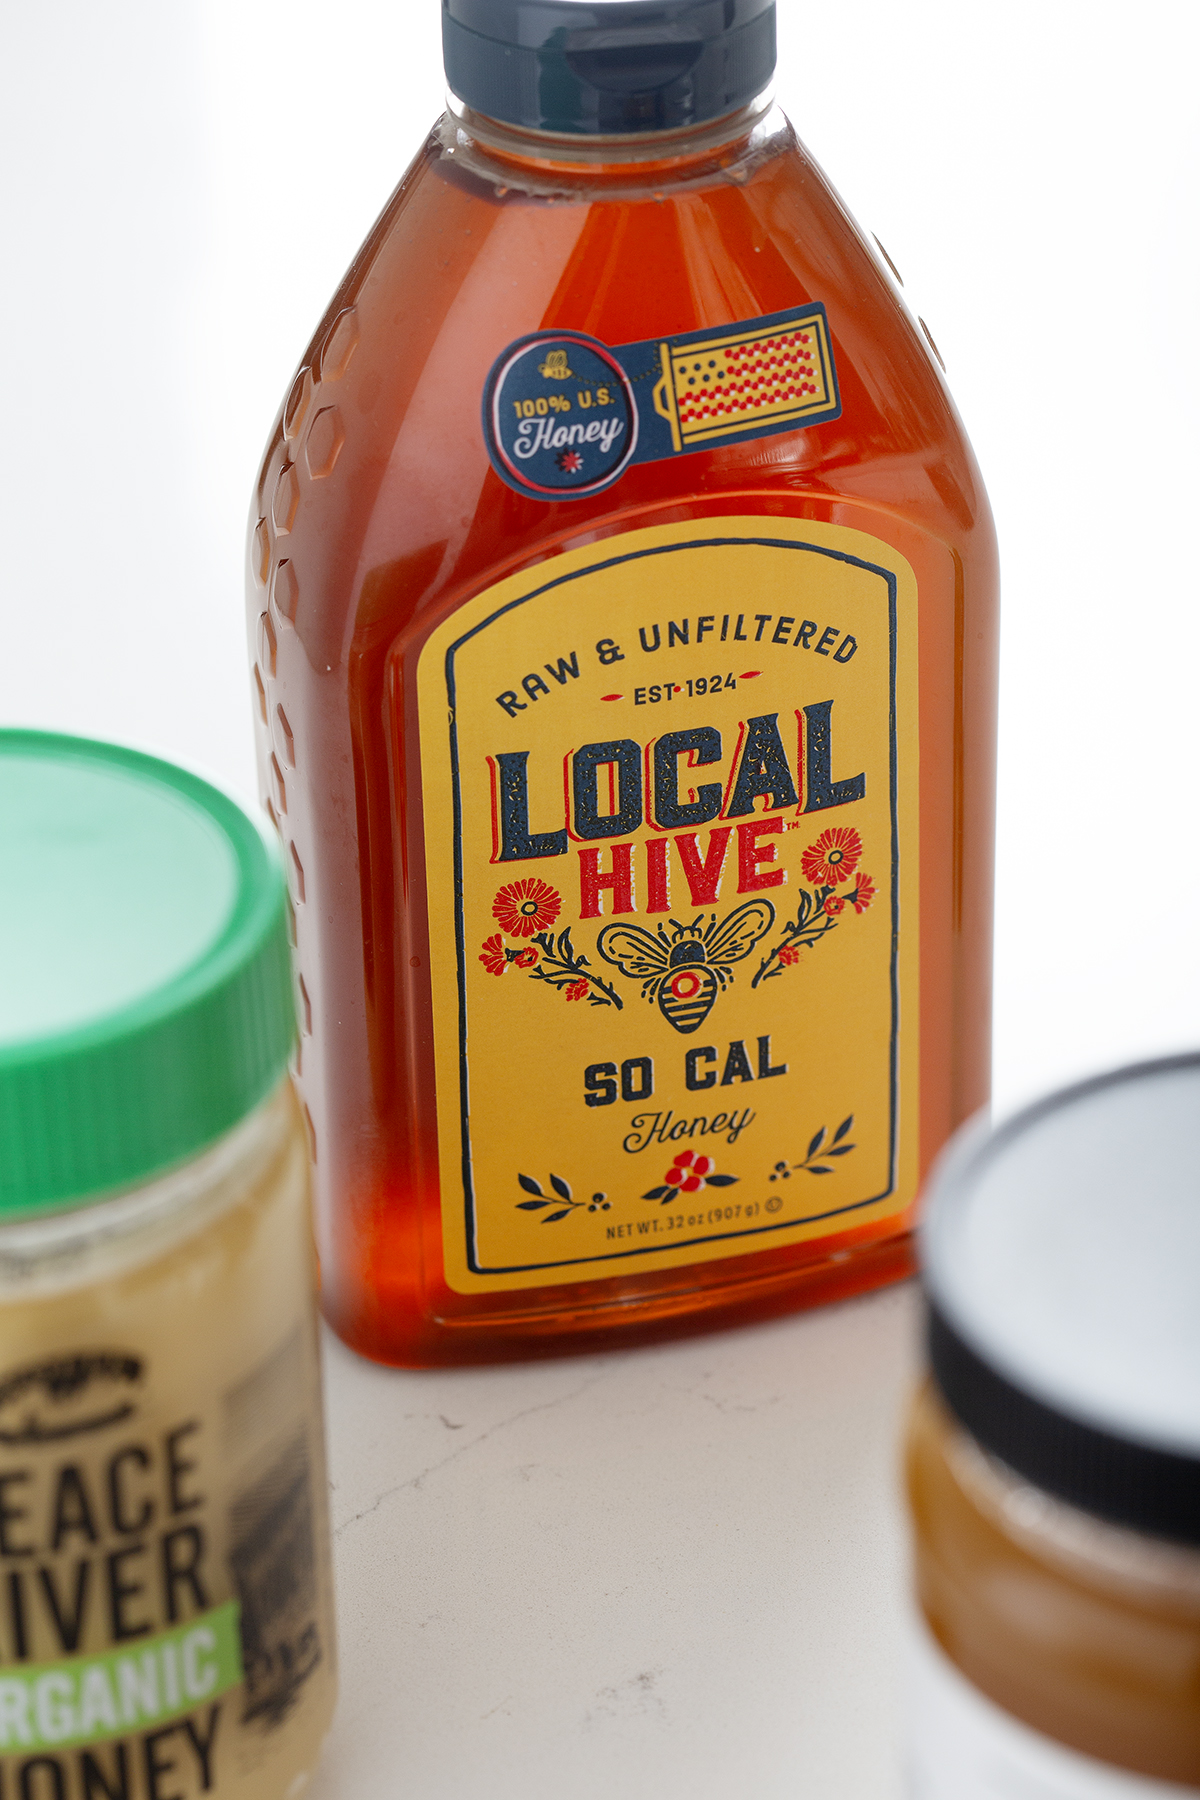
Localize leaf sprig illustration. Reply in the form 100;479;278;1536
515;1172;610;1222
527;928;623;1009
796;1115;856;1175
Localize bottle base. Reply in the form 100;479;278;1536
328;1229;916;1368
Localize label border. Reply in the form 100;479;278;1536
440;536;900;1275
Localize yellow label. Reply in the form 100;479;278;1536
417;518;919;1293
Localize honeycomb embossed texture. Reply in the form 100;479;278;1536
275;705;296;767
271;462;301;536
305;407;346;481
316;308;359;382
258;611;278;679
284;368;314;443
271;559;300;624
251;518;270;586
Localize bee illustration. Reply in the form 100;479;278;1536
596;901;775;1035
538;348;573;380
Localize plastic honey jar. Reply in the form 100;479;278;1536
248;0;998;1365
0;733;336;1800
907;1056;1200;1795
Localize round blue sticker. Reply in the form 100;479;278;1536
483;331;639;500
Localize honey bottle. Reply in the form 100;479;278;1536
247;0;998;1365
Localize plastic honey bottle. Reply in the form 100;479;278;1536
247;0;998;1365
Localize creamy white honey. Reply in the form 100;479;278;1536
0;1084;335;1800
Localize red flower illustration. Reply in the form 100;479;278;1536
778;944;800;966
514;945;539;968
479;934;509;976
664;1149;716;1193
557;449;584;473
492;877;562;939
823;894;845;917
801;827;863;887
565;980;589;1002
851;875;876;913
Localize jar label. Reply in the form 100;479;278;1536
0;1602;242;1755
908;1614;1197;1797
417;517;920;1293
482;306;841;500
0;1323;332;1794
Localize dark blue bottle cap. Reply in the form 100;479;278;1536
442;0;776;137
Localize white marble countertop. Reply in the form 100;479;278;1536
310;1281;917;1800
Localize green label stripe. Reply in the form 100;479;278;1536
0;1601;242;1754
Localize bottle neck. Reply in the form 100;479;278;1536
445;87;777;183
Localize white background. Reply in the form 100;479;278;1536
1;6;1197;1795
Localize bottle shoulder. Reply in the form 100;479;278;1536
249;111;993;656
328;104;967;448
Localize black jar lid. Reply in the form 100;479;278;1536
442;0;776;136
921;1055;1200;1547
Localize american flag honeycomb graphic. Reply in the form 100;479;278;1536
652;309;837;451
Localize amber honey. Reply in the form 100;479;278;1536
248;37;997;1365
909;1386;1200;1787
908;1057;1200;1792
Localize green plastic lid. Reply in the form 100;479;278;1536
0;732;296;1215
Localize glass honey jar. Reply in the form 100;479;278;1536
908;1056;1200;1794
0;732;336;1799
